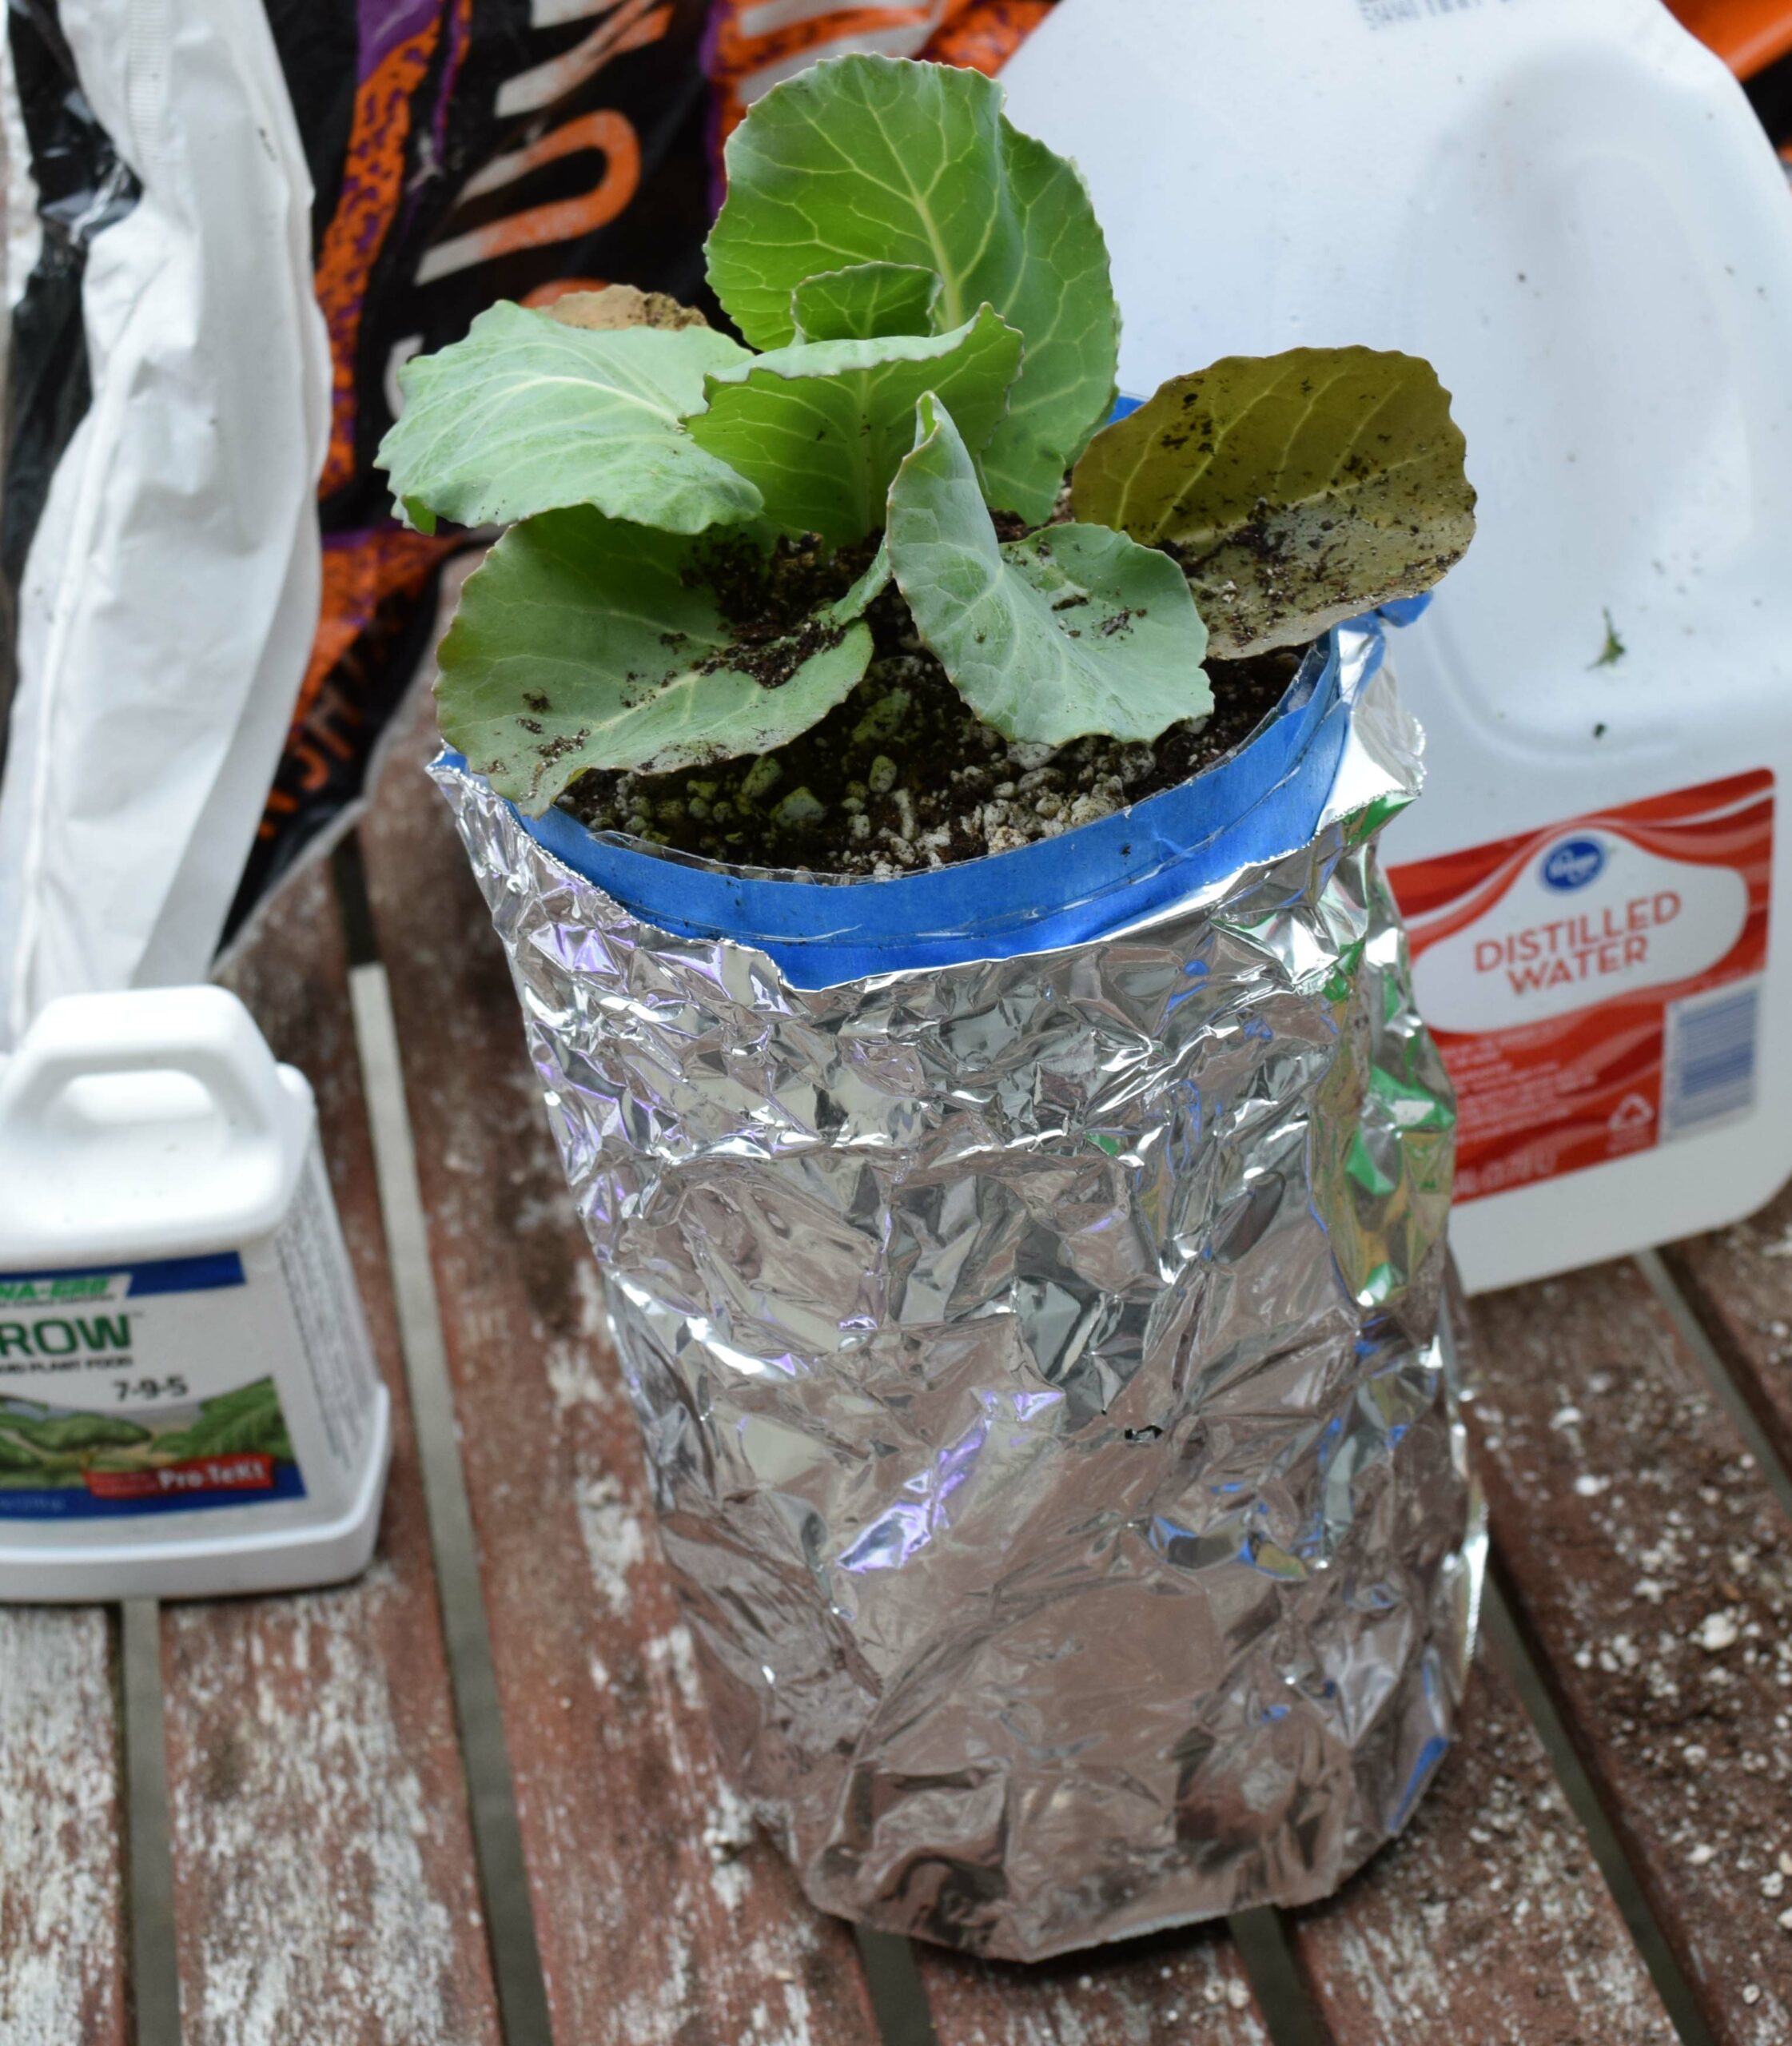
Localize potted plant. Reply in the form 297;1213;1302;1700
380;54;1480;1961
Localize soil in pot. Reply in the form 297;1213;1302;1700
558;535;1302;878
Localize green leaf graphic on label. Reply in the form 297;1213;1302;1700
887;396;1211;745
686;308;1021;545
0;1379;301;1499
790;262;943;341
376;302;763;536
0;1410;150;1454
1071;348;1476;658
437;508;879;809
157;1379;293;1463
705;54;1118;523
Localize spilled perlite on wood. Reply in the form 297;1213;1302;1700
1471;1260;1792;2046
0;1609;128;2046
1666;1180;1792;1476
1292;1656;1673;2043
915;1922;1270;2044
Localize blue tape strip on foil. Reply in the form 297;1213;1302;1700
453;617;1388;990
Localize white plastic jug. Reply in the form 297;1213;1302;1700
0;987;390;1599
1001;0;1792;1291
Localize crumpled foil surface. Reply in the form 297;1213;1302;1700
435;647;1483;1961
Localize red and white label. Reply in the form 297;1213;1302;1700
1387;772;1774;1203
84;1455;276;1501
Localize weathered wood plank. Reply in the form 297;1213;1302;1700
1469;1260;1792;2045
0;1608;128;2046
916;1925;1270;2044
158;860;502;2046
1292;1652;1675;2044
356;693;882;2046
1663;1185;1792;1477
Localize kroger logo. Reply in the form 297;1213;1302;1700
1541;838;1606;891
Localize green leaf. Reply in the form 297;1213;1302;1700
437;508;878;811
1071;348;1476;659
835;536;893;615
705;54;1118;523
376;301;764;536
684;308;1022;546
791;262;942;341
886;396;1211;745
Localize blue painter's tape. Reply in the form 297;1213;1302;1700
1391;1730;1452;1829
0;1252;246;1296
452;615;1393;990
1374;592;1432;628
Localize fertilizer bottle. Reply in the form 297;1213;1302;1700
1001;0;1792;1292
0;987;390;1598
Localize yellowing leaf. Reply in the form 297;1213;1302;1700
546;285;710;332
1072;348;1475;657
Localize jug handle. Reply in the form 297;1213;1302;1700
0;987;288;1147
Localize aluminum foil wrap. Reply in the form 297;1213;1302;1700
434;651;1483;1960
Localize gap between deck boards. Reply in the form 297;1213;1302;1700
337;851;555;2046
1477;1576;1718;2046
121;1602;181;2046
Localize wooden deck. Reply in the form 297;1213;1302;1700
6;688;1791;2044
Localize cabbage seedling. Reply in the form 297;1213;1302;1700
379;54;1473;818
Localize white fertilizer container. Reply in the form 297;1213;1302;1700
0;987;389;1599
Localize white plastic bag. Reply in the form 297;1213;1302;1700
0;0;329;1048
